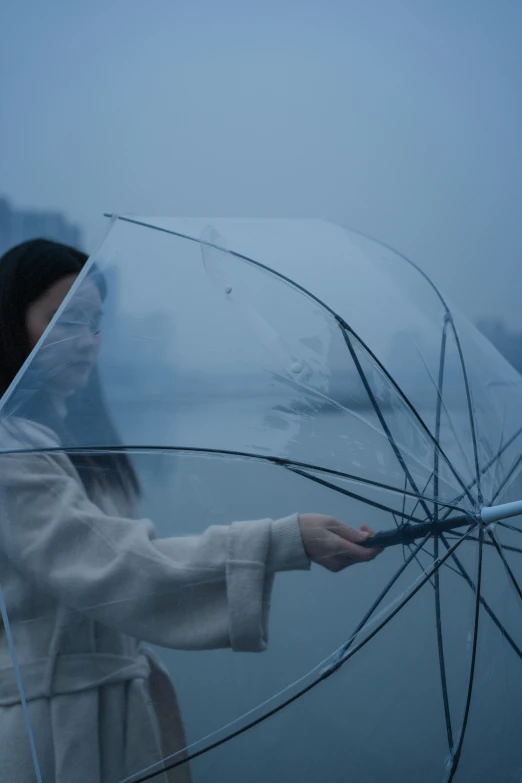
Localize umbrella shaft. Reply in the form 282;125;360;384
363;498;522;549
361;514;475;549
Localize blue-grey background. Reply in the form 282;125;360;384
1;0;521;332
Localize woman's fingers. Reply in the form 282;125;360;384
319;530;381;571
298;514;383;572
334;523;372;544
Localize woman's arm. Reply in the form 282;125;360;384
0;445;309;652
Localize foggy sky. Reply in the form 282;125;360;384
1;0;521;327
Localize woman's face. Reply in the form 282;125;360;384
25;274;103;394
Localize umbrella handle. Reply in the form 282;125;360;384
361;514;476;549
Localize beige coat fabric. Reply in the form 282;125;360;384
0;419;310;783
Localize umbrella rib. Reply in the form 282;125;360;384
439;535;522;661
384;243;522;513
412;322;475;484
491;450;522;506
487;528;522;603
437;424;522;523
400;474;409;564
403;472;440;576
485;425;522;485
403;545;464;579
443;528;484;782
433;314;454;750
408;471;436;528
333;534;432;662
0;444;466;513
35;443;473;550
405;542;436;587
446;319;482;504
400;473;408;522
488;427;522;505
405;538;464;581
339;322;473;504
339;329;434;522
445;532;522;556
433;316;448;517
434;536;453;750
128;533;469;783
0;586;43;783
383;238;483;505
286;466;427;523
492;395;509;501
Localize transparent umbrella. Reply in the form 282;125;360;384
1;217;521;783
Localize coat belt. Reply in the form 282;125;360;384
0;652;151;706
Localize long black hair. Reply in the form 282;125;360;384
0;238;139;501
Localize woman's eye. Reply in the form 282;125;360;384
59;310;102;331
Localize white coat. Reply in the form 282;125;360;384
0;419;309;782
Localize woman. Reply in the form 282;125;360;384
0;240;380;783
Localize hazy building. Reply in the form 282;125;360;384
0;197;84;256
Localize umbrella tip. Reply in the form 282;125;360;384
481;500;522;525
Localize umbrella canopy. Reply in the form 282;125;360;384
1;217;521;783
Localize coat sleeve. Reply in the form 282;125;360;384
0;441;309;652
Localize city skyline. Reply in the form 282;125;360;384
0;196;84;257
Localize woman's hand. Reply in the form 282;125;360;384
298;514;383;572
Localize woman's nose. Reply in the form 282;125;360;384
76;328;100;351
